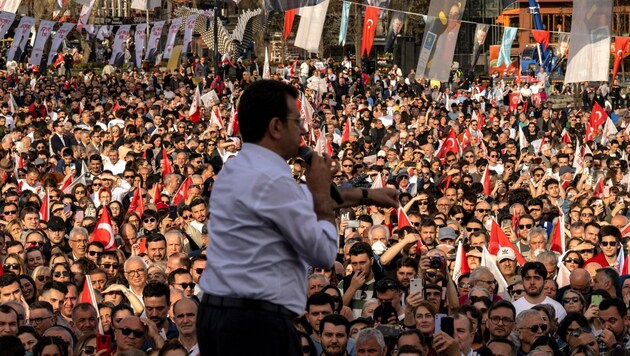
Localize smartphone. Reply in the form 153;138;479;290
137;237;147;254
347;220;360;228
169;205;178;220
591;295;603;307
378;301;396;325
434;313;447;334
501;219;511;230
96;334;111;356
75;210;84;221
440;316;455;337
410;278;423;296
70;163;76;171
63;203;71;215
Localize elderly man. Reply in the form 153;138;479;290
124;256;148;301
71;303;98;337
523;227;549;262
173;298;199;356
516;309;547;355
458;267;501;304
68;227;89;260
355;328;388;356
115;316;163;354
497;248;517;282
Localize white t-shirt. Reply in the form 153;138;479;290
513;296;567;322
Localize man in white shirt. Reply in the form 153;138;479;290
513;262;567;322
103;149;126;175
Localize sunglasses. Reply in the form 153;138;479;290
418;201;429;206
75;190;86;194
3;210;16;215
522;324;548;333
466;227;481;232
511;289;524;296
177;282;196;289
101;263;120;270
3;263;19;270
476;208;490;213
182;214;193;219
194;268;204;276
143;217;157;223
563;297;580;304
27;241;45;247
53;271;70;278
519;224;533;229
577;249;594;254
119;328;145;338
36;275;51;282
600;241;617;247
564;258;581;264
88;251;102;257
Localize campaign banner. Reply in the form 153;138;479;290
497;27;517;67
47;23;75;66
163;17;182;59
565;0;613;83
338;1;350;46
77;0;96;31
416;0;467;82
109;25;131;66
0;11;15;40
7;16;34;62
145;21;164;62
183;15;197;54
29;20;55;66
134;23;147;68
470;24;489;68
384;12;405;52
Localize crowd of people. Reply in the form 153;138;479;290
0;43;628;356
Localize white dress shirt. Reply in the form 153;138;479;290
200;143;338;315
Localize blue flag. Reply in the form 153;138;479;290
497;27;517;68
339;1;351;46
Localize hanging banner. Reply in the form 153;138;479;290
283;9;295;41
0;11;15;40
110;25;131;66
565;0;613;83
613;37;630;81
29;20;55;66
360;6;379;56
264;0;326;12
96;25;112;41
470;24;489;69
416;0;467;82
145;20;165;62
384;12;405;53
497;27;517;67
130;0;160;10
48;22;75;66
294;0;330;53
183;15;197;54
338;1;350;46
77;0;96;31
7;16;34;62
134;23;147;68
1;0;21;13
163;17;182;59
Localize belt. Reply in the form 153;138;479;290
201;294;297;319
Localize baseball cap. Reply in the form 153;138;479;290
47;216;66;231
497;247;516;262
438;227;457;241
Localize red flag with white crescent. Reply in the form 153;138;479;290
436;129;459;160
489;220;526;265
361;6;379;56
127;188;145;217
593;177;605;198
613;37;630;81
509;93;520;112
161;148;172;179
590;102;608;128
481;166;492;196
189;86;202;123
91;207;116;251
561;129;571;143
173;176;192;206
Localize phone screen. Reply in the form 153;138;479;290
440;316;455;337
138;237;147;254
96;334;111;356
591;295;603;307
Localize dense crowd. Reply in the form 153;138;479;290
0;46;629;356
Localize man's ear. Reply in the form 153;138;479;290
267;117;283;140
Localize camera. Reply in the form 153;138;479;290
429;256;445;270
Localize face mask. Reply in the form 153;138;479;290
372;240;387;256
25;351;33;356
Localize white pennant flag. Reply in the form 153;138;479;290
294;0;330;53
518;124;528;151
48;23;75;66
183;15;197;54
371;172;383;189
481;246;508;295
163;17;182;59
145;21;164;62
600;117;618;147
30;20;55;66
7;16;34;62
131;0;160;10
134;23;147;68
263;47;270;79
76;0;96;31
1;0;21;13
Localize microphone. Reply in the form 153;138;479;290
298;147;344;205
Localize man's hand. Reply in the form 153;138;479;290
433;331;460;356
367;188;399;208
305;152;335;222
599;328;617;348
349;270;367;291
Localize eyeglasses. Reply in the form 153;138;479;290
528;207;541;212
53;271;70;278
3;263;19;270
488;316;514;325
125;268;145;276
75;190;86;195
92;183;102;187
119;328;145;338
581;213;593;217
28;316;53;324
519;224;533;229
175;282;196;289
600;241;618;247
521;324;548;333
101;263;120;270
3;210;16;215
88;251;102;257
418;201;429;206
143;217;156;223
564;258;581;264
458;281;470;288
36;275;51;282
124;175;135;179
563;297;580;304
577;249;594;255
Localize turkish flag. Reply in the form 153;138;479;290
161;148;172;179
173;176;192;206
112;101;120;113
153;183;162;206
341;117;352;143
127;188;145;217
436;129;459;160
590;102;608;128
613;37;630;81
79;276;104;333
488;220;526;265
91;207;116;251
509;93;520;112
550;210;565;255
593;177;605;198
361;6;379;56
227;106;239;136
53;52;65;68
561;129;571;143
531;93;542;105
480;166;492;196
189;86;202;123
532;30;550;49
39;191;50;222
584;123;596;142
284;9;295;41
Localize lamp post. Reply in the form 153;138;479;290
213;0;220;76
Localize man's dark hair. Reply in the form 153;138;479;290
396;257;418;271
0;336;24;356
487;299;516;319
0;273;18;288
375;278;401;294
306;292;334;313
348;242;373;258
357;215;373;224
97;251;119;265
520;262;547;280
112;303;134;319
0;305;18;320
237;80;300;143
189;198;206;209
599;225;622;243
146;233;166;245
41;281;68;296
29;301;54;314
596;268;620;291
167;268;192;285
320;314;350;334
143;281;170;305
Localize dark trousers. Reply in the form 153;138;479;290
197;302;301;356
